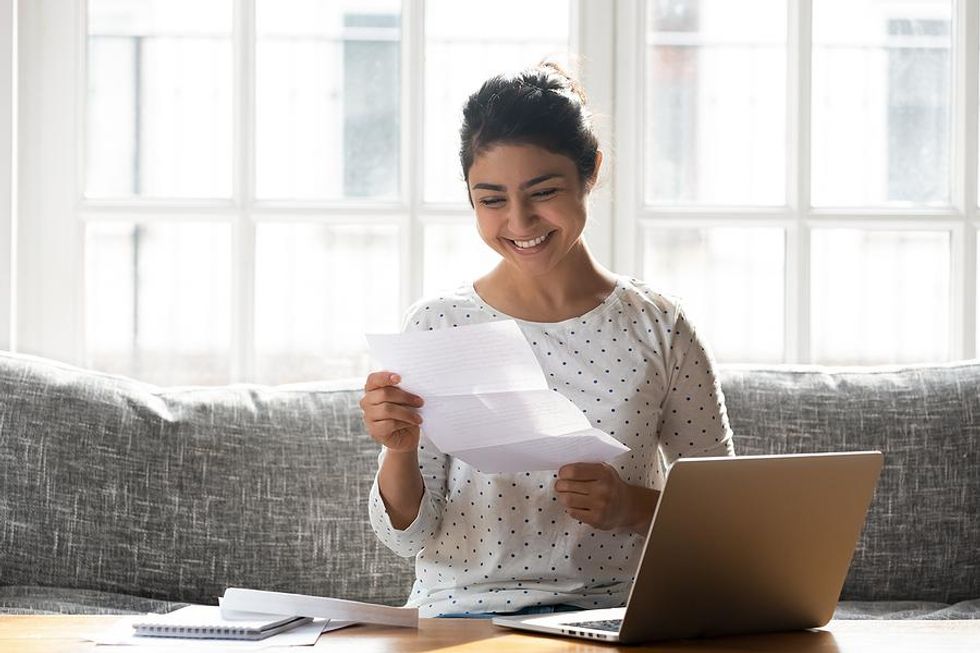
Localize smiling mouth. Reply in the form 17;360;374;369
507;232;554;251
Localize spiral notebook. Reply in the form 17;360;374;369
132;605;311;640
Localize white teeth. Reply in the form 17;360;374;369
513;233;549;249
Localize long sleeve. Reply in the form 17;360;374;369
367;300;449;558
368;434;448;558
657;303;736;466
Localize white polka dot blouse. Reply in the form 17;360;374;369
368;275;736;617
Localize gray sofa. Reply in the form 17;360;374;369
1;350;977;618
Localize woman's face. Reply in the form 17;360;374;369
467;143;596;279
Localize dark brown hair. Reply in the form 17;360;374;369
459;62;600;203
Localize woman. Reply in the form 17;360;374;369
360;62;735;618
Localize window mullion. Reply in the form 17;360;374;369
574;0;615;270
614;0;642;276
404;0;423;315
231;0;256;382
954;0;979;359
787;0;813;363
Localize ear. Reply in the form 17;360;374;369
586;150;603;192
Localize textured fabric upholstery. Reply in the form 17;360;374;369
834;599;980;620
1;351;978;614
0;586;186;615
0;351;413;607
719;362;980;603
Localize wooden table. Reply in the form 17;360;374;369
1;615;978;652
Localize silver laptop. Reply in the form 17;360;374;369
493;451;883;644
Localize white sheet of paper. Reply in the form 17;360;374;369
366;320;629;473
367;320;547;397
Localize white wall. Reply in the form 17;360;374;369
16;0;82;364
0;0;14;351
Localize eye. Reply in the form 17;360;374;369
531;188;559;199
479;197;505;207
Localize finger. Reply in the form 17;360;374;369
566;508;593;524
556;492;593;511
364;370;401;392
554;479;593;495
558;463;605;481
364;385;424;407
368;404;423;426
370;419;420;441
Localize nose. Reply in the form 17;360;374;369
507;196;538;232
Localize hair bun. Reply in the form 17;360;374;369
535;60;588;105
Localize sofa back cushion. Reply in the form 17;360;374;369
3;351;978;606
0;352;414;605
719;362;980;603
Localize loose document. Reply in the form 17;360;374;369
366;320;629;473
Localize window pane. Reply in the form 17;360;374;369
85;222;232;384
255;0;401;200
811;229;949;363
422;222;501;296
255;223;400;384
812;0;952;207
641;227;785;362
424;0;572;204
86;0;233;198
644;0;786;206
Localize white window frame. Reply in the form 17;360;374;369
615;0;979;362
12;0;980;378
14;0;615;379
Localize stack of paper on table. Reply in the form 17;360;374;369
91;588;415;648
366;320;630;473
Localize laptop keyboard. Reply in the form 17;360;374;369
571;618;622;632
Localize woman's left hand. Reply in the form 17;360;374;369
554;463;659;533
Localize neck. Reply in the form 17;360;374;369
477;240;618;319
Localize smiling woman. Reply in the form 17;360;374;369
468;144;603;321
461;64;610;323
359;63;736;619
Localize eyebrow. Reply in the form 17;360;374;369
470;173;564;192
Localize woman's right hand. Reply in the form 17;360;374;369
359;371;425;452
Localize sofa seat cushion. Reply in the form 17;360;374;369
0;585;185;615
835;599;980;620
